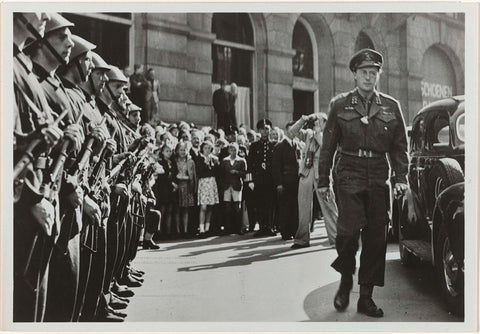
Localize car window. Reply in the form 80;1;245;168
410;118;425;152
456;113;465;142
425;110;450;150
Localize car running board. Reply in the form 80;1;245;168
402;240;432;263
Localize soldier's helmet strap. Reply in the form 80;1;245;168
18;14;67;67
74;58;86;83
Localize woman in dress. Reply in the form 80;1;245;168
174;141;196;237
195;141;220;237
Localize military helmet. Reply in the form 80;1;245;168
91;52;110;72
106;65;128;83
44;13;74;36
349;48;383;72
69;35;96;61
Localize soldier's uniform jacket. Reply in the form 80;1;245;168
13;46;56;198
247;139;275;185
318;88;409;188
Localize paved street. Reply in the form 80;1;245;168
125;221;462;322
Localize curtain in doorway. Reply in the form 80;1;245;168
211;84;250;128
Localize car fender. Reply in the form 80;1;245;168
431;182;464;266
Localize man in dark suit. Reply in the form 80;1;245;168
212;80;230;129
272;121;299;240
247;119;276;237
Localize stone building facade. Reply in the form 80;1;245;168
64;12;465;127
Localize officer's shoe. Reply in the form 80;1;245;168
333;278;353;311
357;297;384;317
253;229;266;237
111;291;130;303
143;239;160;250
108;306;127;318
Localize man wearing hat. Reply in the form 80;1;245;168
26;13;90;322
318;49;408;317
13;11;64;322
247;119;276;237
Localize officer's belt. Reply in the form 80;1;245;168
340;148;384;158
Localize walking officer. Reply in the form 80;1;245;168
247;118;276;237
317;49;409;317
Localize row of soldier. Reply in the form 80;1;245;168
14;12;160;322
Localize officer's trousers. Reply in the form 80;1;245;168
295;170;338;246
331;156;389;287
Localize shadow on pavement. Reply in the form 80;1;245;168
302;259;464;322
176;235;334;272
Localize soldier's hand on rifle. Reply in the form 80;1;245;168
41;123;64;147
394;182;408;199
113;183;129;198
105;138;117;154
131;178;142;194
67;185;84;208
83;195;101;226
30;198;55;236
90;125;109;145
63;123;85;152
276;184;284;195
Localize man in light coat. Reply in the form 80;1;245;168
289;113;338;249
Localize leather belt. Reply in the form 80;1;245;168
341;148;384;158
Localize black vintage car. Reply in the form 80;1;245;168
393;96;465;314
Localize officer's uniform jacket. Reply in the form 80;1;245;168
247;139;275;185
318;88;408;188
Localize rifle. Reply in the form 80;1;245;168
14;106;70;181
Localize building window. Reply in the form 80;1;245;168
62;13;131;69
211;13;253;86
292;21;313;79
212;13;253;46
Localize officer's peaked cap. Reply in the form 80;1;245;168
349;48;383;72
256;118;272;130
69;35;96;61
91;52;110;72
106;65;128;83
44;13;74;36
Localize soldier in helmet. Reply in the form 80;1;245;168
318;48;409;317
25;13;88;322
13;11;64;322
247;119;276;237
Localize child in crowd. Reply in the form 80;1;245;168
221;142;247;234
195;141;220;237
174;141;196;237
153;144;176;239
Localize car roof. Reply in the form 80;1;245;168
416;95;464;118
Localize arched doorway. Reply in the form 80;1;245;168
420;46;457;108
292;17;317;121
211;13;254;127
355;31;375;51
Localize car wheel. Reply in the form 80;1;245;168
435;224;464;315
429;159;464;207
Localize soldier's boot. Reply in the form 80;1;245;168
357;284;383;317
334;275;353;311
